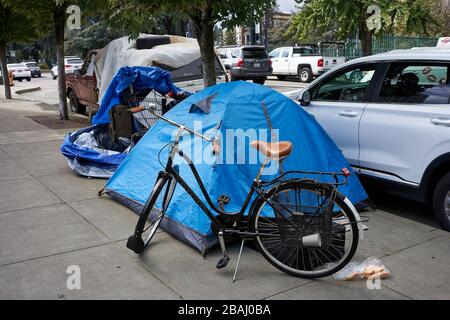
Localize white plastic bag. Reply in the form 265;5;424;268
333;256;390;281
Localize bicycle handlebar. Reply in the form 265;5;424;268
129;105;214;143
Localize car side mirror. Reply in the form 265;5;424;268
299;90;311;106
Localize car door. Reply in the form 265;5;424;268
305;63;380;166
359;61;450;184
77;55;97;107
269;48;282;73
278;48;291;74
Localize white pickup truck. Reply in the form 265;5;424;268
269;46;345;82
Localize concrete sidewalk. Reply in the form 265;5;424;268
0;98;449;300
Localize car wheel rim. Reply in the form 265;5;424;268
301;71;308;81
445;191;450;219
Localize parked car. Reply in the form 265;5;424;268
22;61;41;77
51;57;83;79
66;50;226;116
288;47;450;231
218;45;272;84
7;63;31;82
269;46;345;83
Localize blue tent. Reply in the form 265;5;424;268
104;81;368;254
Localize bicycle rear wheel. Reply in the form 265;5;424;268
250;181;359;278
126;175;176;254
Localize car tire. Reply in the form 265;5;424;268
277;75;287;80
226;69;237;82
433;172;450;231
52;72;57;80
18;79;22;82
69;92;86;115
298;67;313;83
253;78;266;85
26;77;31;82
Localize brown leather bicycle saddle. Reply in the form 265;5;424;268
250;141;293;159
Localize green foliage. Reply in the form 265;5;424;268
39;63;50;70
108;0;276;86
290;0;371;42
108;0;276;38
223;28;237;46
0;1;50;44
268;17;298;49
290;0;442;43
65;20;125;57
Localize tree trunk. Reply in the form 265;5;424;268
54;6;69;120
359;21;373;56
0;41;12;99
192;3;216;88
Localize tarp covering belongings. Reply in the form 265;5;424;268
92;66;183;125
95;35;200;101
103;81;369;254
61;66;185;178
60;125;129;178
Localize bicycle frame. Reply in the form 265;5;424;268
161;125;271;230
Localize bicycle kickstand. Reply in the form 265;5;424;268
232;238;246;283
216;231;230;269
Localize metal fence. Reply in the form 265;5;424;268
269;34;440;60
345;34;440;60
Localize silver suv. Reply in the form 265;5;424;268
290;47;450;231
218;46;272;85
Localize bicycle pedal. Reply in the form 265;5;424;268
126;235;145;254
216;256;230;269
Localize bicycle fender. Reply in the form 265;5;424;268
342;196;368;240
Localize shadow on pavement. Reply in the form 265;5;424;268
366;188;438;229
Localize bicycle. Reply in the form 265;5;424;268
125;100;365;280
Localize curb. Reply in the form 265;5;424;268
15;87;42;95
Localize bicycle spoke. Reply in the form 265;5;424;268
254;181;358;277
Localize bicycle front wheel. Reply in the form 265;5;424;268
126;174;176;254
251;181;359;278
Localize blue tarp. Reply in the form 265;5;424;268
60;125;128;178
61;66;183;178
104;81;368;253
92;66;183;125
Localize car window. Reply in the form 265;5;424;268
281;48;290;58
293;47;314;57
312;64;377;102
67;58;83;64
230;49;240;58
378;62;450;104
169;55;225;82
218;49;227;59
269;49;281;58
26;62;37;67
243;49;267;59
